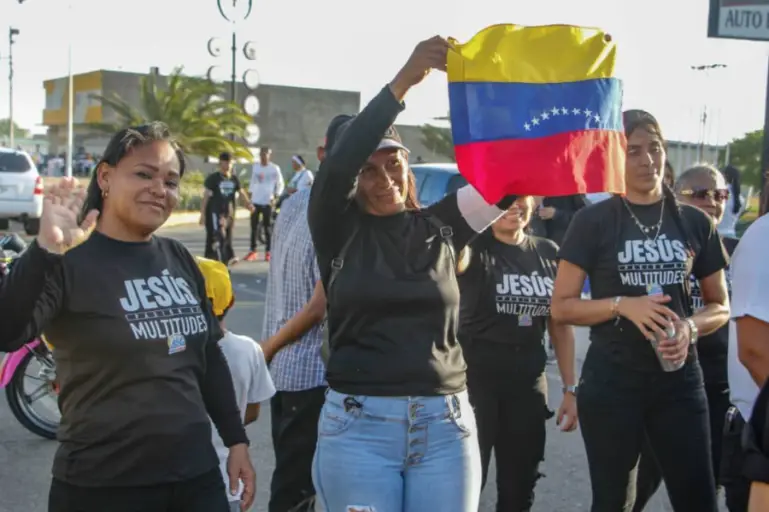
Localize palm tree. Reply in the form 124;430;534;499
90;67;254;161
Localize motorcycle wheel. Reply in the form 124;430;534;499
5;350;59;440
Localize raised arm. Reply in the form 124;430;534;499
0;178;97;351
426;185;515;251
309;35;451;280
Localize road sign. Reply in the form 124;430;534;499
709;0;769;41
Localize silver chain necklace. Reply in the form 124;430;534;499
621;195;665;242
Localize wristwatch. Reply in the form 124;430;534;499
562;384;578;396
685;318;699;345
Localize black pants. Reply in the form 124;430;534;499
719;406;751;512
269;386;326;512
466;342;551;512
204;211;234;263
578;346;717;512
632;381;731;511
250;204;272;252
48;468;228;512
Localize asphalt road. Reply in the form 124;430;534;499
0;223;696;512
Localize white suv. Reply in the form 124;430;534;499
0;148;43;235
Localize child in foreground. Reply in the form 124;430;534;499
197;256;276;512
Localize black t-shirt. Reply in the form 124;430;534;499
204;172;241;216
15;232;246;487
558;195;728;372
458;234;558;378
692;236;738;385
459;233;558;347
308;85;506;397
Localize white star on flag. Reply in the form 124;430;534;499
524;123;531;131
593;114;601;123
560;107;568;115
572;108;581;115
532;118;540;126
584;109;593;118
551;107;560;116
541;112;550;120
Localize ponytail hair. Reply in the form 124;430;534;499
79;122;186;224
620;110;695;296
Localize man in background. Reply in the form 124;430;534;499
245;147;284;262
535;194;588;246
260;134;338;512
200;152;252;265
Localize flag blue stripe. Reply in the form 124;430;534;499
449;78;624;146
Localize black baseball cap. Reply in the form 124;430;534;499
219;152;232;161
324;115;409;154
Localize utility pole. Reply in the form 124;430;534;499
690;64;727;162
8;28;19;148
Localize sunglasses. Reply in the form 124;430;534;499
678;188;730;202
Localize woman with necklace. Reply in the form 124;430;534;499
551;109;730;511
457;196;578;511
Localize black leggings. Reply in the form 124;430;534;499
204;211;234;263
577;345;717;512
466;342;551;512
250;204;273;252
632;381;731;511
48;468;229;512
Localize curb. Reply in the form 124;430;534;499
163;209;251;228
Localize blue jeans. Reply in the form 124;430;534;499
312;388;482;512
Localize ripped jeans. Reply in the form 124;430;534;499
311;388;482;512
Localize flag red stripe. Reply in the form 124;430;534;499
454;130;626;204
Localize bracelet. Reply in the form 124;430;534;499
610;296;622;319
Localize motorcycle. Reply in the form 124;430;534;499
0;233;60;440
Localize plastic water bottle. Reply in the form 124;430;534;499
646;283;683;372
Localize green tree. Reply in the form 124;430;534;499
0;119;30;138
90;67;254;161
420;124;455;162
725;129;762;189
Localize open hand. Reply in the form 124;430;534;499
616;295;679;341
38;177;99;254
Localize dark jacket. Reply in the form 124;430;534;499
540;194;588;246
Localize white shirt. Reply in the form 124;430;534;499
288;168;314;192
718;187;743;238
249;162;285;205
728;214;769;420
210;331;276;502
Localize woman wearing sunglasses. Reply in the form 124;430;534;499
551;110;730;511
633;163;741;511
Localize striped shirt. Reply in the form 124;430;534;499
262;188;326;391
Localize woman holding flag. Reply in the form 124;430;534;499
308;36;516;512
551;110;730;511
457;195;578;511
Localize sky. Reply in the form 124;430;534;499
1;0;768;145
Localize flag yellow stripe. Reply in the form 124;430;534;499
448;24;617;84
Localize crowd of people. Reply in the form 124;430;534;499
1;34;769;512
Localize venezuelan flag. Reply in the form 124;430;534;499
448;24;626;204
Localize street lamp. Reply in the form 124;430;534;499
207;0;260;146
690;63;728;161
8;28;19;148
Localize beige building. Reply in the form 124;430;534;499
40;68;443;174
